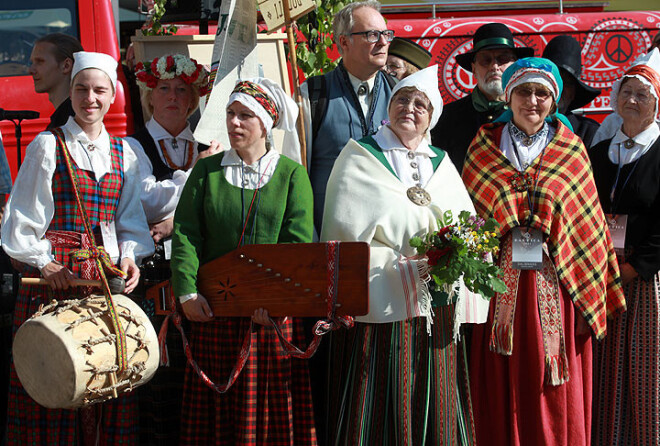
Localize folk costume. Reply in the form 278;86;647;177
321;66;489;445
431;23;534;173
126;54;209;446
2;98;153;446
170;79;317;445
462;58;625;446
591;49;660;446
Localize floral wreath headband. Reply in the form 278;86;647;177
135;54;209;96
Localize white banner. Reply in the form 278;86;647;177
194;0;259;146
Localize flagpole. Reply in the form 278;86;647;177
281;0;308;168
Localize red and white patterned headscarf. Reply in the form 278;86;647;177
227;78;298;134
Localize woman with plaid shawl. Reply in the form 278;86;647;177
462;57;625;445
590;48;660;446
1;51;154;445
170;78;317;445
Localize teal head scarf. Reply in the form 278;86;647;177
495;57;573;131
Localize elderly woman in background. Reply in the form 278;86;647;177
590;48;660;446
462;57;624;446
171;78;316;444
322;65;489;445
385;37;432;80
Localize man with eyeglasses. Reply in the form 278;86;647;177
297;0;396;234
431;23;534;172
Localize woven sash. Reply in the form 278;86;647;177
490;234;569;386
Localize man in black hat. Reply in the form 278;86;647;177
431;22;533;172
542;35;601;148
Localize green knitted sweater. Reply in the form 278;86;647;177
171;152;314;297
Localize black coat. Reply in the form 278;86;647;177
567;112;600;149
430;93;504;173
589;137;660;280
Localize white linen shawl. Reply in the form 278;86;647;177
321;138;489;339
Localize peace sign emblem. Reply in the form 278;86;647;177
606;35;634;63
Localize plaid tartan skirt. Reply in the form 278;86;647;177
593;271;660;446
7;282;138;446
180;317;317;445
326;304;467;446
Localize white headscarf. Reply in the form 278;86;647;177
71;51;118;90
610;48;660;120
388;65;443;134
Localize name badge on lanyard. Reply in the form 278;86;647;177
163;238;172;260
100;220;120;264
605;214;627;259
511;227;543;270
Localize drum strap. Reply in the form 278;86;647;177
52;129;130;373
159;241;354;393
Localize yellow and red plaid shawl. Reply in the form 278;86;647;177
462;120;625;340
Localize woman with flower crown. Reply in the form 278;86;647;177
461;57;625;445
170;78;317;444
126;53;221;446
128;54;220;249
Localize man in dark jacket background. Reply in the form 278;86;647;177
542;35;601;148
431;23;533;172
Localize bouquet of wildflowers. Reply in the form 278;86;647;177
410;210;507;299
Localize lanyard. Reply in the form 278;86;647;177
509;126;547;228
609;143;641;214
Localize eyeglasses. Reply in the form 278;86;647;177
619;87;653;104
349;29;395;43
386;63;406;75
393;94;430;113
474;52;516;67
513;87;552;101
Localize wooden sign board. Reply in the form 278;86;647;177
258;0;315;32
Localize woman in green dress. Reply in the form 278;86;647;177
170;78;317;445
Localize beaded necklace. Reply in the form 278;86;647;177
157;139;194;170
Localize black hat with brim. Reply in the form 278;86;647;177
388;37;432;70
456;23;534;72
542;35;601;111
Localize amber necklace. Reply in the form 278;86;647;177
158;139;194;170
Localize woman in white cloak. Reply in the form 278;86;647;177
320;65;489;445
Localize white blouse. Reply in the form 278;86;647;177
500;122;556;171
608;124;660;165
1;117;154;270
220;147;280;189
125;118;201;223
372;125;437;187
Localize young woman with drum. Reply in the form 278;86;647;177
1;51;154;444
171;78;317;444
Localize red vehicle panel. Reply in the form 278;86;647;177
386;11;660;122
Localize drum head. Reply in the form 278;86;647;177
13;319;76;409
